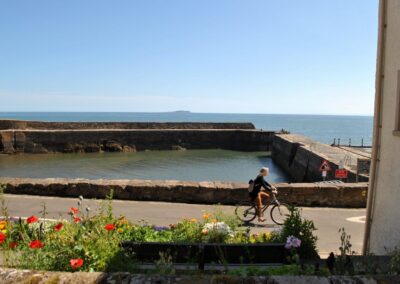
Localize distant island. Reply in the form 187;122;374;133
171;110;191;113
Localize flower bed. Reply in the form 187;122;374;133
0;192;318;273
0;194;285;272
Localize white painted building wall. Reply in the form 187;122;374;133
366;0;400;254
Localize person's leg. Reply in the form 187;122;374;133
256;193;265;221
257;192;270;221
259;192;270;204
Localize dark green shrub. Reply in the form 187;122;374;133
276;207;318;259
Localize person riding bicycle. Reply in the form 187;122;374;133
249;167;278;222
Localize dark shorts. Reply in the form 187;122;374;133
249;192;258;201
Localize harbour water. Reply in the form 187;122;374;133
0;150;288;183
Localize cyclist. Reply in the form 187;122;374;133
249;167;278;222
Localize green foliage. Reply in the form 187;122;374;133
154;252;176;275
227;264;330;277
276;207;318;259
335;227;355;275
210;207;241;231
389;248;400;275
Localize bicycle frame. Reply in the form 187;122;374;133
260;193;280;211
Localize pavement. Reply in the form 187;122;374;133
2;194;366;257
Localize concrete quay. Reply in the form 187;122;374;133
272;134;370;182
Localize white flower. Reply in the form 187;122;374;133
203;222;233;237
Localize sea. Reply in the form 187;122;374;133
0;112;373;182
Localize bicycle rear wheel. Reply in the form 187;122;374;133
235;201;257;223
270;203;291;225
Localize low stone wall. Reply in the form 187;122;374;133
0;129;274;154
0;268;397;284
0;120;255;130
0;178;368;207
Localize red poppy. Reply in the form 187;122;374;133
105;224;115;231
9;242;18;249
74;217;81;223
29;240;44;249
69;207;79;215
54;223;63;231
26;215;38;224
0;233;6;244
70;258;84;270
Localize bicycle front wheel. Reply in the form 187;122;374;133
235;201;257;223
270;203;291;225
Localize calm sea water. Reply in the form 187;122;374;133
0;112;373;182
0;150;288;183
0;112;373;145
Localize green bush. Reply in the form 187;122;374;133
274;207;319;259
389;248;400;275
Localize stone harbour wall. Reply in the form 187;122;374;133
0;129;275;154
0;120;255;130
0;178;369;208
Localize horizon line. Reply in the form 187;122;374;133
0;111;374;117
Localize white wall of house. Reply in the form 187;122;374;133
368;0;400;254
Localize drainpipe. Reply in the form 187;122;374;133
363;0;387;255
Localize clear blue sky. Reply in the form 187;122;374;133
0;0;378;115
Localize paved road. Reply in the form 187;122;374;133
2;194;366;256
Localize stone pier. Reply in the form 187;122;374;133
272;134;370;182
0;120;275;154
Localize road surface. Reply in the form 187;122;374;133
2;194;366;256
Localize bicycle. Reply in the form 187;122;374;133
234;192;291;225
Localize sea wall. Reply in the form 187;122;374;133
0;120;255;130
0;178;368;207
272;134;369;183
0;129;274;154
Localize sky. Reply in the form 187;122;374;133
0;0;378;115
